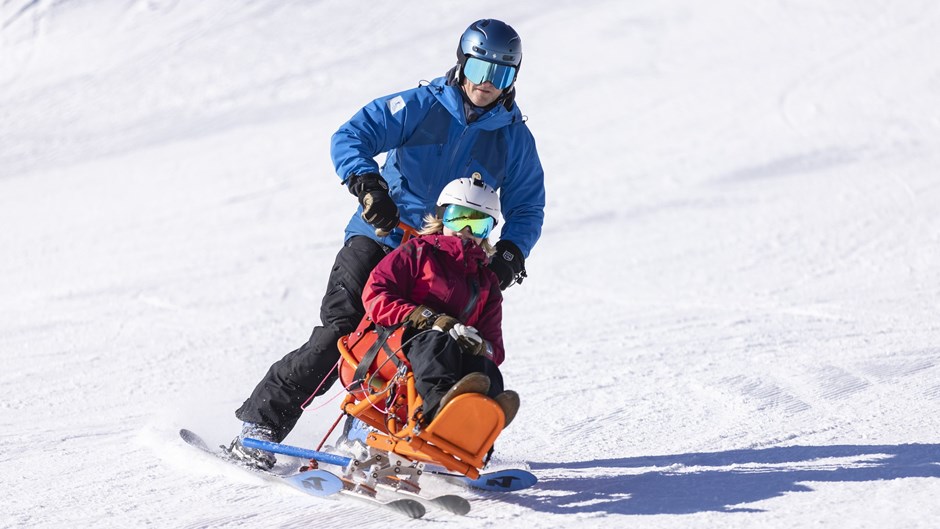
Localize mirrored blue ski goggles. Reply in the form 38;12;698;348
442;204;496;238
463;57;517;89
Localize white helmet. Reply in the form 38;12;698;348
436;173;501;223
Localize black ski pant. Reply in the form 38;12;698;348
235;236;388;441
405;330;504;421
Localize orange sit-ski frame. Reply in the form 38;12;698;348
336;323;505;480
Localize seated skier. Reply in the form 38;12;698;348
361;176;519;425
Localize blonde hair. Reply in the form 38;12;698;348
419;213;495;256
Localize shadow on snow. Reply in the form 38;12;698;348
516;444;940;515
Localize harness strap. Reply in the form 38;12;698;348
382;338;406;369
351;322;406;392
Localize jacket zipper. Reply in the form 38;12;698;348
460;276;480;322
438;125;470;195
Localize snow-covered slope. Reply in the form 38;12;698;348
3;1;940;527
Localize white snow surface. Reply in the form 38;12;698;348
3;0;940;527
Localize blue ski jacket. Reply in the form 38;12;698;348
330;72;545;258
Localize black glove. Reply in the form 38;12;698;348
347;173;399;232
404;305;439;330
489;240;526;290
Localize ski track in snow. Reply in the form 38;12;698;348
3;1;940;528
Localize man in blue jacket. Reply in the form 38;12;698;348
230;19;545;469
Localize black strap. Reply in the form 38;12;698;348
382;338;406;369
351;323;405;392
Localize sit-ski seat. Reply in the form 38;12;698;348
337;319;505;479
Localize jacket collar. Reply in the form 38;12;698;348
425;233;489;273
427;69;522;129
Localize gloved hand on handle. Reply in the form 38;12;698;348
347;173;399;232
489;239;526;290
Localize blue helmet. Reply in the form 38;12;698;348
456;19;523;89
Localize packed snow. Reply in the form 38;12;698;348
3;0;940;527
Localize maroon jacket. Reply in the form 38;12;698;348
362;234;505;365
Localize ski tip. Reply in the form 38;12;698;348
466;469;538;492
284;469;345;497
386;499;426;519
179;429;211;452
434;495;471;516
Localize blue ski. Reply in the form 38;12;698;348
240;436;536;493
